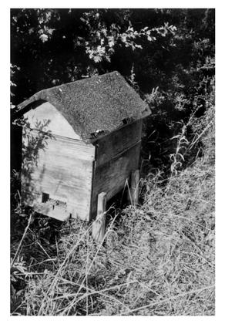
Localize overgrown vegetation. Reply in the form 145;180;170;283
10;8;215;316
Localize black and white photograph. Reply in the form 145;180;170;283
9;4;216;317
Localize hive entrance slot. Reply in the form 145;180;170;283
38;192;69;221
42;192;49;203
41;192;67;209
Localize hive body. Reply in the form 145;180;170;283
13;71;151;221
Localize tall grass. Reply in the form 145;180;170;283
10;105;215;316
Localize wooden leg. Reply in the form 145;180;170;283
130;169;140;206
126;177;132;204
92;192;107;244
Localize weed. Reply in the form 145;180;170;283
10;96;215;316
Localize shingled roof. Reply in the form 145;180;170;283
17;71;151;142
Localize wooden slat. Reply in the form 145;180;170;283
94;120;142;167
22;187;91;221
130;169;140;206
90;141;141;219
29;130;95;161
92;192;107;244
35;202;71;222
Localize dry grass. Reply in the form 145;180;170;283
10;107;215;316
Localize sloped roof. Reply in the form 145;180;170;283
17;71;151;142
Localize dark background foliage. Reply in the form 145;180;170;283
11;8;215;174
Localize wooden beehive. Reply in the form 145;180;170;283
13;71;151;222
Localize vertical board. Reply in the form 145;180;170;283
22;130;95;221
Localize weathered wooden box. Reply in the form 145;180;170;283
14;71;150;222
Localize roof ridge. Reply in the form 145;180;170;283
41;71;121;93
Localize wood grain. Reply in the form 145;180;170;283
22;109;143;222
22;132;95;221
92;192;107;244
34;201;71;222
94;120;142;167
90;141;141;219
130;169;140;206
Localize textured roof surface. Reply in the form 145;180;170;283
17;71;151;142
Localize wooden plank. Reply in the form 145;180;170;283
24;101;81;140
90;141;141;219
22;186;91;221
94;120;142;167
34;201;71;222
22;180;92;221
130;169;140;206
28;130;95;161
92;192;107;244
21;132;95;221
